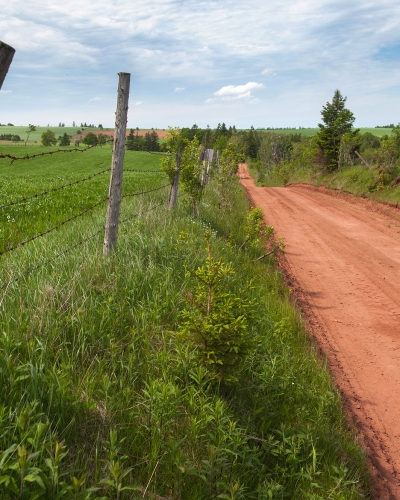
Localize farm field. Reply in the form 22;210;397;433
0;126;170;143
0;126;99;143
0;143;369;498
0;145;168;255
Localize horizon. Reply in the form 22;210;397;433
1;0;399;131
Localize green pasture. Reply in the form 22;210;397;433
0;125;104;143
0;145;167;253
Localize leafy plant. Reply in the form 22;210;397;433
180;137;204;217
215;143;241;219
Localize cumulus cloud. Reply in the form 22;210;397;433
174;87;185;92
214;82;264;100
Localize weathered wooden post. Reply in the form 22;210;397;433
169;152;181;209
103;72;130;255
0;41;15;90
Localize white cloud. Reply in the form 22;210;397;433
0;90;12;94
261;68;275;76
214;82;264;100
134;101;143;106
89;96;104;101
1;0;400;126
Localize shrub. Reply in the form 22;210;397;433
178;233;254;384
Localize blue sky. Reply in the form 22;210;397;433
1;0;400;128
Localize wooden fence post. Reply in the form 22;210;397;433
103;72;130;255
169;152;181;209
0;41;15;90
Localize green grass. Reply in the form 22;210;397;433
0;146;167;253
0;126;105;143
260;160;400;206
0;146;369;498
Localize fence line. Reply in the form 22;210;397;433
0;197;108;256
1;167;167;211
0;140;115;163
1;198;167;291
0;226;105;291
122;183;170;198
0;166;110;210
124;168;165;173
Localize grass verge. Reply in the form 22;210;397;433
248;158;400;207
0;158;369;498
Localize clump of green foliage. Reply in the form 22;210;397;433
178;232;254;384
41;129;57;147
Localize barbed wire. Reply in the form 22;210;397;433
0;167;167;211
0;226;105;291
126;149;171;156
0;140;114;164
122;184;170;198
0;166;110;210
1;199;167;291
144;151;171;156
124;169;165;173
0;197;108;256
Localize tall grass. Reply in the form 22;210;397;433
0;150;369;498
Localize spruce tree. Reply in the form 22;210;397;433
317;90;358;171
126;129;135;150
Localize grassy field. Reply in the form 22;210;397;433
0;126;104;143
0;143;369;498
0;145;168;254
256;128;393;137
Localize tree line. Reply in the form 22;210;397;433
234;90;400;188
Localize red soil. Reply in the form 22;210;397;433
238;164;400;499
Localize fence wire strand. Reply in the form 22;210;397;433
0;140;114;163
124;169;165;173
0;166;110;210
122;183;170;198
0;226;105;291
1;199;166;291
0;197;108;256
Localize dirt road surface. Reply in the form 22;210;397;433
238;164;400;499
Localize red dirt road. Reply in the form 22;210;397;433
238;164;400;499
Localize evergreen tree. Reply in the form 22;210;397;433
246;126;259;159
126;129;135;150
59;132;70;146
317;90;358;171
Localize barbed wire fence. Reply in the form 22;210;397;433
0;73;177;291
0;72;218;293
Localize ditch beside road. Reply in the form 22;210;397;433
239;163;400;500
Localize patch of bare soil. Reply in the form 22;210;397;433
238;164;400;499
